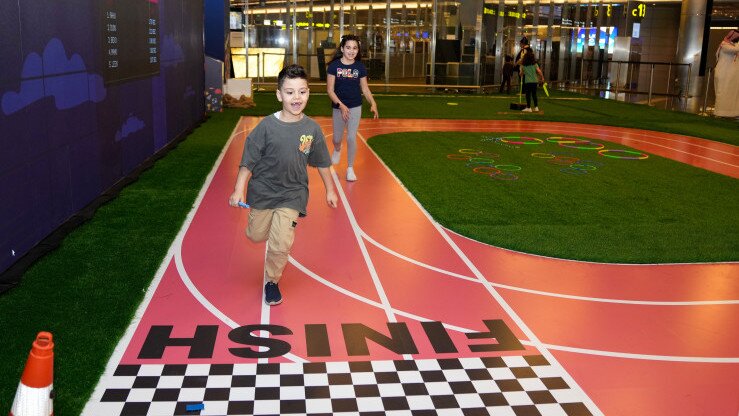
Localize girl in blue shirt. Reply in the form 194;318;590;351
518;49;545;112
327;35;379;181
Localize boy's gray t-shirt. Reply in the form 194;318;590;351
240;114;330;215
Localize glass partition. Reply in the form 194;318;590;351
231;0;691;106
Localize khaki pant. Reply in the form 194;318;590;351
246;207;299;284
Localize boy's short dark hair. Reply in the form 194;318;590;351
277;64;308;89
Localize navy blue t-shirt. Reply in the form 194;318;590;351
327;60;368;109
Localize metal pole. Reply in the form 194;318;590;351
545;0;554;81
648;63;654;105
473;0;483;89
292;0;298;65
615;62;620;97
494;0;505;84
580;58;584;87
666;63;671;95
430;0;438;89
385;0;391;88
339;0;344;40
702;67;712;114
686;63;692;98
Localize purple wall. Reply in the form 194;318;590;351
0;0;205;276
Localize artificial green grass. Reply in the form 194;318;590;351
0;109;245;415
243;90;739;146
0;91;736;414
367;131;739;263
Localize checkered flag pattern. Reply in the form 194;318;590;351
92;355;593;415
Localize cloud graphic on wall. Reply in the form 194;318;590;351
1;38;106;115
115;114;146;141
160;35;185;67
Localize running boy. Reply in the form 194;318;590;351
327;34;379;182
229;64;338;306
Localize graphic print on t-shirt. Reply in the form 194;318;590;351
336;67;360;79
299;134;313;154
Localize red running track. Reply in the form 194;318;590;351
85;117;738;416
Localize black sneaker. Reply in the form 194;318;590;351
264;282;283;306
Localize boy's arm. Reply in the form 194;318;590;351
536;65;545;82
229;166;252;207
317;167;338;208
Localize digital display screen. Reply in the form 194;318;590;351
576;26;617;54
101;0;160;84
230;11;243;30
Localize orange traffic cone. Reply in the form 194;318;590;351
9;332;54;416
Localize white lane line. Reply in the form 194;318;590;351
359;207;739;306
258;245;272;364
531;342;739;363
360;230;479;282
489;283;739;306
288;256;385;309
289;254;739;363
357;120;739;157
81;121;255;415
176;242;310;364
357;131;604;416
171;123;307;364
356;124;739;168
446;227;739;266
328;165;410;359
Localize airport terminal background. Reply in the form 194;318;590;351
0;0;737;281
0;1;737;415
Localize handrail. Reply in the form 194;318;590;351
579;58;690;67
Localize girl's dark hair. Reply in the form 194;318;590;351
330;34;363;62
522;49;536;66
277;64;308;89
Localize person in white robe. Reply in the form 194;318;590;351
713;29;739;118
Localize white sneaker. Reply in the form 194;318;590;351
331;150;341;165
346;167;357;181
534;107;540;112
522;108;533;112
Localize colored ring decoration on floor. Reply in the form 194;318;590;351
468;157;496;164
447;154;471;160
459;148;482;154
561;167;589;175
579;159;606;167
546;137;582;144
599;149;649;159
473;166;501;175
570;164;597;170
559;141;605;150
495;164;522;171
490;171;519;180
501;136;543;145
549;157;580;165
467;161;496;168
531;153;556;159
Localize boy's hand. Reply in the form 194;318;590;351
228;191;244;208
370;104;379;119
326;190;338;208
